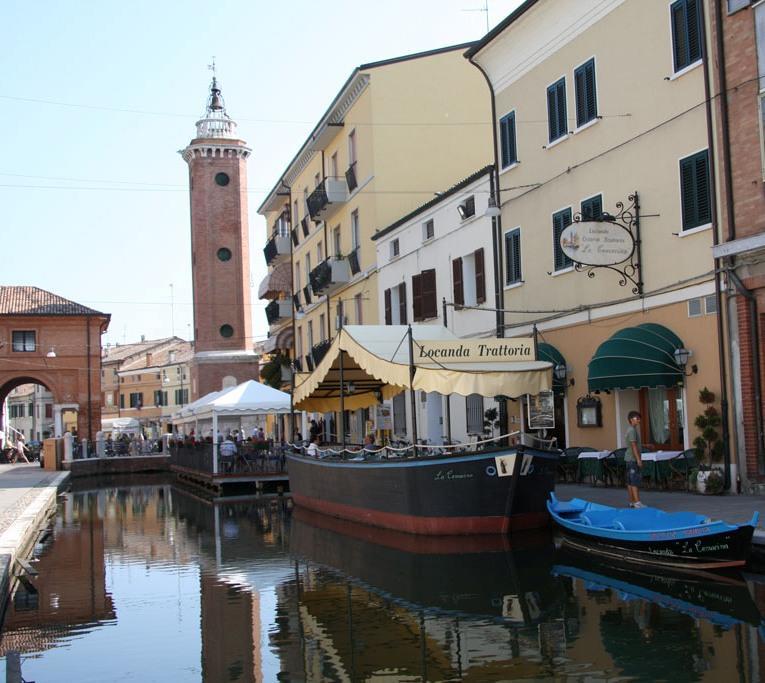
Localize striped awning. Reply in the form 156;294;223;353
258;261;292;300
588;323;684;392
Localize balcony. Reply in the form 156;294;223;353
309;257;351;297
263;233;290;266
306;178;349;222
311;339;332;367
265;299;292;325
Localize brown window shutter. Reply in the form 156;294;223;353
422;269;437;319
399;283;407;324
475;248;486;304
412;274;423;322
384;288;392;325
452;257;464;307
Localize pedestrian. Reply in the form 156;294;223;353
625;410;644;508
363;434;376;452
15;434;29;463
309;419;319;441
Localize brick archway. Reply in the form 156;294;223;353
0;287;110;440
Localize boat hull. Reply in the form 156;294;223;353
286;447;557;535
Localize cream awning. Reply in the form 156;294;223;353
293;325;552;412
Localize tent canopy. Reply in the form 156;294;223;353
294;325;552;412
588;323;684;392
187;379;291;419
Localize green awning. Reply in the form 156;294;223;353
588;323;684;392
538;342;566;394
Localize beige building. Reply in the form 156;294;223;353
257;43;493;440
467;1;721;462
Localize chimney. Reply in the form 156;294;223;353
146;352;153;366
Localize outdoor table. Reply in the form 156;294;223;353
640;450;682;487
577;450;611;484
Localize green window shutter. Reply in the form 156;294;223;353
553;209;573;271
575;59;597;127
547;79;567;143
680;150;710;230
500;112;517;168
581;194;603;220
672;0;702;72
505;229;522;285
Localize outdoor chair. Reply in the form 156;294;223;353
559;447;595;482
668;448;699;491
603;448;626;487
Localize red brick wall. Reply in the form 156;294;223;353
187;145;252;354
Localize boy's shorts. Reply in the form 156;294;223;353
626;461;641;487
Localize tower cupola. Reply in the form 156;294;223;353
195;77;238;139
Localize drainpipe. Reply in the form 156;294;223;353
468;54;508;443
702;0;732;489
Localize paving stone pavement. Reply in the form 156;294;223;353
0;464;68;534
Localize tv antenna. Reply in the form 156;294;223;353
462;0;490;33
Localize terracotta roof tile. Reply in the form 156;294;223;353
0;286;106;317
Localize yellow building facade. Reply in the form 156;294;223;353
467;1;724;465
258;43;493;440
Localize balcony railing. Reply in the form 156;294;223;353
345;163;358;192
309;257;351;297
263;233;291;266
306;178;349;222
311;338;332;367
265;299;292;326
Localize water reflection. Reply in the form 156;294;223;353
0;483;763;682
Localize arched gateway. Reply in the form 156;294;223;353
0;287;110;441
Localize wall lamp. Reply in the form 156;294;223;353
46;347;57;358
673;347;698;376
457;204;468;220
484;195;501;218
554;363;575;387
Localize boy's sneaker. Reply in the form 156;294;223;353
633;501;645;508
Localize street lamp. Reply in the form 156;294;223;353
673;347;698;376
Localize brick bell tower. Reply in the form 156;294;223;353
181;76;256;400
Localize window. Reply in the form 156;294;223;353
120;394;125;409
453;249;486;307
384;283;407;325
305;253;312;278
391;238;400;259
453;257;464;307
348;129;357;164
314;172;321;188
296;326;303;359
295;266;301;296
580;194;603;220
505;228;522;285
129;392;143;408
45;404;52;418
294;199;299;226
330;152;338;178
679;150;711;230
393;392;406;435
728;0;750;11
319;314;326;342
423;219;434;241
466;394;484;434
351;210;360;252
457;196;475;220
307;321;314;349
11;331;35;352
671;0;703;73
354;293;363;324
705;294;717;314
547;77;568;143
552;208;574;271
412;269;437;321
688;298;703;317
105;392;114;406
153;390;167;407
317;241;323;262
174;388;188;405
499;111;517;168
333;226;341;256
574;58;597;127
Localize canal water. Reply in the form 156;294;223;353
1;481;764;682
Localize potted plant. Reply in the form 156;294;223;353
693;387;724;494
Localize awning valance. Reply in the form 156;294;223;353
537;342;566;394
293;325;552;412
588;323;684;392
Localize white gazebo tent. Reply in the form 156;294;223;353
176;380;292;473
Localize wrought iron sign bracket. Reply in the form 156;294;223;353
569;191;643;296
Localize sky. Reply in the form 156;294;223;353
3;0;523;348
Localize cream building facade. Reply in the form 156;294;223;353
258;43;493;442
467;1;722;462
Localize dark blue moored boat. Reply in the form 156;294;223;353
547;493;759;570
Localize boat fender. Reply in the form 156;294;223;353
485;465;497;477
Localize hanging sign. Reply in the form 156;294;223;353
560;220;634;267
527;390;555;430
415;338;535;364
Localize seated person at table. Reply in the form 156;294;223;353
306;435;320;458
363;434;376;452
